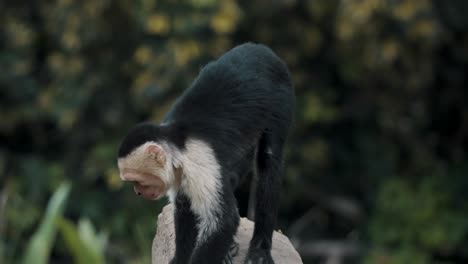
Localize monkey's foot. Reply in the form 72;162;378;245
244;248;274;264
222;241;239;264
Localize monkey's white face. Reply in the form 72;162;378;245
117;142;170;200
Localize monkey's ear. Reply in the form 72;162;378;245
146;143;166;165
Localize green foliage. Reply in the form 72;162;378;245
17;182;108;264
366;246;431;264
21;182;71;264
367;172;468;264
59;218;108;264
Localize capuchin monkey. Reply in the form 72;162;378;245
118;43;295;264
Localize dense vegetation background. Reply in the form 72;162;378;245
1;0;468;263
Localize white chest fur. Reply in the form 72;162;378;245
170;139;223;243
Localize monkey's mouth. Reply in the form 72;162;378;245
138;190;164;200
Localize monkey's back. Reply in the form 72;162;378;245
164;43;295;151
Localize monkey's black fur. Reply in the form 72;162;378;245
119;43;295;264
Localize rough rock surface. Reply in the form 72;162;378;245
152;204;303;264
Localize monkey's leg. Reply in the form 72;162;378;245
246;130;285;264
170;194;198;264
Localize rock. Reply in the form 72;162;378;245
152;204;303;264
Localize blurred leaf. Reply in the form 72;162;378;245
21;182;71;264
146;14;171;35
59;218;107;264
190;0;218;8
210;0;241;34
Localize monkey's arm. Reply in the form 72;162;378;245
171;194;198;264
190;192;240;264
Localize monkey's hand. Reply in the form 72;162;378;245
222;241;239;264
244;248;274;264
169;257;177;264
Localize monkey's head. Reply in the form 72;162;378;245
117;123;176;200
